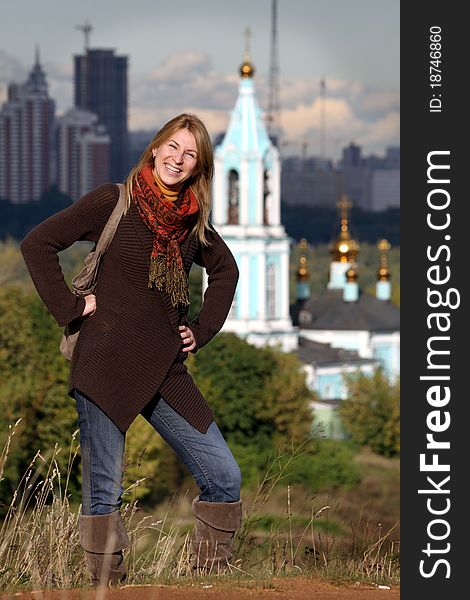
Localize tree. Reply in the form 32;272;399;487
191;333;313;447
0;286;79;505
338;369;400;457
0;239;30;287
123;416;183;505
189;333;316;484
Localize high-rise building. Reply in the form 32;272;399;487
0;50;55;203
342;142;362;167
281;156;338;207
56;107;110;200
384;146;400;169
370;169;400;211
74;49;128;182
339;143;401;211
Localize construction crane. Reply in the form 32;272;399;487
267;0;281;149
76;20;93;52
320;77;326;159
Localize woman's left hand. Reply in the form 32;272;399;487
178;325;196;352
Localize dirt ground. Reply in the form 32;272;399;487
3;577;400;600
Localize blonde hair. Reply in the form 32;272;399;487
125;113;214;245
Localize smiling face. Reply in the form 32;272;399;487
152;128;198;188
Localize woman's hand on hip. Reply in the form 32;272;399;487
179;325;196;352
81;294;97;317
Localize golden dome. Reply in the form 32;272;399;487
240;60;255;78
297;238;310;281
377;239;391;281
330;195;359;263
346;266;358;282
297;256;309;281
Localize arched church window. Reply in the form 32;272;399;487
266;263;276;319
227;169;239;224
263;170;270;225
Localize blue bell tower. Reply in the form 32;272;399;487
210;35;298;351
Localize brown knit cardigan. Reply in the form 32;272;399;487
20;183;239;433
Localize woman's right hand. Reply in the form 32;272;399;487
81;294;97;317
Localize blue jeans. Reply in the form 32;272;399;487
74;390;242;515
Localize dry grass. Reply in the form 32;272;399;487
0;425;400;592
231;445;399;586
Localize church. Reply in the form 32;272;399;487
208;46;400;438
292;209;400;437
209;45;298;352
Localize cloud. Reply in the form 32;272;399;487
129;105;230;137
280;78;319;109
360;89;400;113
282;77;365;103
148;51;212;82
128;53;399;157
361;111;400;146
282;97;362;137
130;52;238;115
279;91;399;158
43;61;74;114
0;50;27;102
1;50;399;159
128;52;243;136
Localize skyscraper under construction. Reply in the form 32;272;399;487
74;48;128;182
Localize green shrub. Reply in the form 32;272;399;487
283;440;360;490
339;370;400;457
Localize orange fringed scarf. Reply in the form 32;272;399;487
133;164;199;306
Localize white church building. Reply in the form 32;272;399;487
208;49;298;352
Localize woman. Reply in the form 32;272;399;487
20;113;242;586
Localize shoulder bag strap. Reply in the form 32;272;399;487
94;183;127;255
71;184;127;295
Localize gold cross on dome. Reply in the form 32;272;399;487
244;26;252;61
378;239;391;252
337;195;353;221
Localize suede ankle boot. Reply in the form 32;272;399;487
79;510;130;587
191;496;242;574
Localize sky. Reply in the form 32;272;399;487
0;0;399;160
